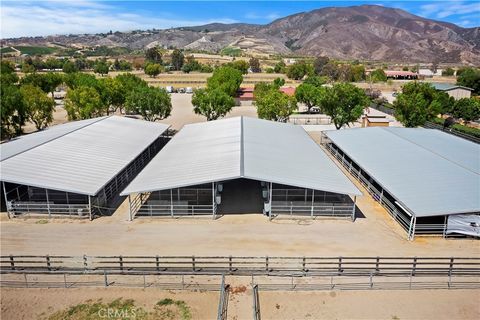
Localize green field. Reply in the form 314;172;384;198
220;46;242;57
14;46;57;55
0;47;16;53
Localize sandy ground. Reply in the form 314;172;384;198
0;287;219;320
1;286;478;320
258;289;480;320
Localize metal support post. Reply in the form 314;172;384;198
212;182;216;220
2;181;11;219
45;189;51;218
311;189;315;217
268;182;273;218
128;194;133;221
88;195;92;221
351;196;356;222
170;189;174;217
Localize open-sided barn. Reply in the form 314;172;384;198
1;116;170;219
322;127;480;240
121;116;361;220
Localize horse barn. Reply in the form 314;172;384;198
1;116;170;220
121;116;361;220
322;127;480;240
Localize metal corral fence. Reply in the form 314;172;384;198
1;255;479;277
423;121;480;144
217;275;230;320
251;274;480;291
252;284;261;320
0;272;224;290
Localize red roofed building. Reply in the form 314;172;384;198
385;70;419;80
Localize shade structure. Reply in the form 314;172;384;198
121;116;361;196
1;116;170;196
325;127;480;218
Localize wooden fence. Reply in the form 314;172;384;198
1;255;479;277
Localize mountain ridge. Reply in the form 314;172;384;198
2;5;479;64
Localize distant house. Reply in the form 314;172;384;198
236;87;296;106
418;68;443;77
430;82;472;100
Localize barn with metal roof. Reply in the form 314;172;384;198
1;116;170;220
322;127;480;239
121;117;361;220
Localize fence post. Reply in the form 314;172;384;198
46;255;51;271
265;256;269;273
83;255;88;272
182;275;185;289
229;256;233;274
412;257;417;276
143;273;146;289
156;255;160;272
375;257;380;273
369;272;373;289
9;255;15;270
302;257;306;273
24;273;28;288
409;270;412;289
338;257;342;275
192;256;196;272
119;256;124;273
104;270;108;287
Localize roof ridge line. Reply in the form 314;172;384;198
240;116;245;177
1;116;110;162
382;128;479;175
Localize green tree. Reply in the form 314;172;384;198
313;56;330;75
20;84;55;130
286;61;309;80
274;61;286;73
1;84;27;139
144;63;162;78
182;56;201;73
393;82;442;127
207;66;243;96
145;47;163;63
171;49;184;71
273;77;285;88
125;86;172;121
456;67;480;95
256;89;296;122
303;76;327;87
225;60;249;74
94;60;109;76
451;98;480;123
442;68;455;76
112;73;148;112
191;88;235;121
65;86;106;120
1;61;19;86
317;83;369;129
295;83;321;113
319;61;339;80
351;64;366;82
21;63;35;74
370;69;387;82
249;57;261;73
62;60;78;73
64;72;98;89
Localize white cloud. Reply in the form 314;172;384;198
419;1;480;19
0;1;238;38
245;11;280;21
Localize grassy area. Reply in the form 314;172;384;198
0;47;15;53
14;46;57;55
220;46;242;57
432;117;480;138
46;298;192;320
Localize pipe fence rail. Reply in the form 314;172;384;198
1;255;479;277
252;284;261;320
217;275;230;320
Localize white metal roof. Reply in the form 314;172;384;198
325;127;480;217
0;116;169;196
121;117;361;196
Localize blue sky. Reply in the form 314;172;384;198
1;1;479;38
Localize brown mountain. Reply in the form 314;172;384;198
3;5;479;64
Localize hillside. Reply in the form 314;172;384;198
2;5;479;64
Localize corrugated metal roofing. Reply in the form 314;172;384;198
0;117;106;161
1;116;169;196
121;117;361;196
325;127;480;217
430;82;473;91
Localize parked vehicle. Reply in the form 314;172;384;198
186;87;193;94
166;86;174;93
178;87;186;93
